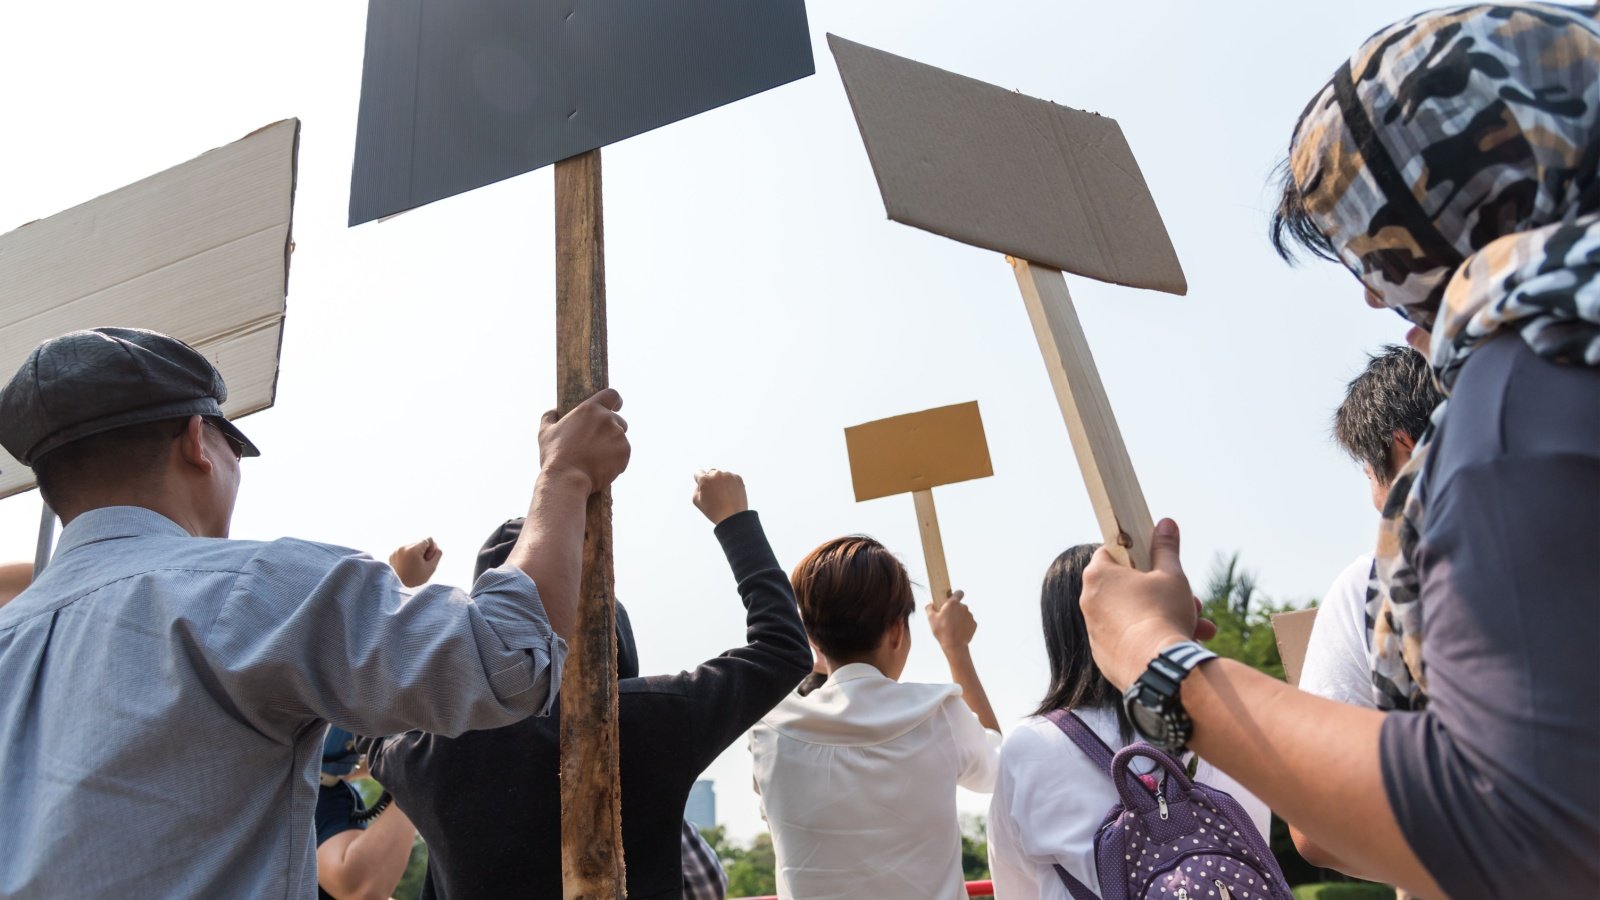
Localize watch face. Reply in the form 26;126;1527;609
1127;690;1169;741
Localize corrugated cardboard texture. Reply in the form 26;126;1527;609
0;119;298;500
349;0;814;225
1271;608;1319;687
829;35;1186;296
845;401;993;502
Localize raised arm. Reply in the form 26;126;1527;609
388;538;442;589
1079;519;1442;897
927;591;1001;734
656;469;812;772
503;388;631;638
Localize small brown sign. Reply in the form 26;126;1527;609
845;401;993;502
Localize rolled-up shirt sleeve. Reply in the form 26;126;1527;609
204;540;567;739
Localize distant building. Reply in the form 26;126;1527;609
684;779;716;828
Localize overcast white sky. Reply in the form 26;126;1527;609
0;0;1435;840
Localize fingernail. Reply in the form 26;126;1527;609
1156;518;1178;536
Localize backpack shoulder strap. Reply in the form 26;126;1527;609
1052;863;1101;900
1042;708;1117;774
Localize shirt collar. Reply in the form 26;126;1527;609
828;662;889;685
55;506;192;556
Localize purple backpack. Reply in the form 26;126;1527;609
1044;710;1291;900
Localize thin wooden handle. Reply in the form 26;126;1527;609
912;489;953;609
554;147;625;900
1011;259;1155;571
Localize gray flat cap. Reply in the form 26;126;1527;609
0;327;260;466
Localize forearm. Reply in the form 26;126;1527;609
505;468;591;638
0;561;33;605
1179;657;1440;897
341;805;417;900
943;646;1001;733
1288;822;1378;880
318;802;417;900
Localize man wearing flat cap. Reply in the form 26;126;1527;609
0;327;630;897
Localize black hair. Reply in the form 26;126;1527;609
1333;344;1442;484
1033;543;1128;734
1268;159;1340;265
32;418;187;513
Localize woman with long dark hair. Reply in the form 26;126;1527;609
987;545;1269;898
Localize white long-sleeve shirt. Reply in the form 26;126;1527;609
750;662;1001;899
987;706;1271;899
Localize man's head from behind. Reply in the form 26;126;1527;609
476;518;640;679
1334;345;1443;512
0;328;259;534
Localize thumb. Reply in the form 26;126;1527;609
1150;518;1183;576
540;408;560;427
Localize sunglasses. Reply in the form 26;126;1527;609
203;417;247;460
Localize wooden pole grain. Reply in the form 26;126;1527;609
911;489;953;609
554;147;625;900
1010;258;1155;571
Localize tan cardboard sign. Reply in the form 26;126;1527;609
828;34;1185;296
845;401;992;609
1271;608;1319;687
0;120;299;500
845;401;993;502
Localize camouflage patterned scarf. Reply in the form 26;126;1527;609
1286;3;1600;710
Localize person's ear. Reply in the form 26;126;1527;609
176;416;215;475
1393;429;1417;456
888;617;909;651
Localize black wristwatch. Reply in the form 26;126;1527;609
1122;640;1218;752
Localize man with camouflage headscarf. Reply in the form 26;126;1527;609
1080;6;1600;898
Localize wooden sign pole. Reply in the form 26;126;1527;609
33;504;55;574
910;489;952;609
554;147;625;900
1010;259;1155;571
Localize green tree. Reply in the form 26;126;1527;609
1200;553;1291;682
703;826;778;897
959;813;990;882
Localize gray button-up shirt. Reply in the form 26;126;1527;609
0;506;566;898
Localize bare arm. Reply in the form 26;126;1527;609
1289;822;1377;878
1080;519;1443;898
927;591;1001;733
503;389;630;639
316;803;418;900
0;561;33;607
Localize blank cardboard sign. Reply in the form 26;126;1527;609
829;35;1186;295
846;401;992;502
0;120;299;500
349;0;815;225
1271;608;1319;687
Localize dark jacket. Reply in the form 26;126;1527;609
372;510;810;899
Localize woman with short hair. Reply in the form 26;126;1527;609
750;535;1001;899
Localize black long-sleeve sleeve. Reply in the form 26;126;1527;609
621;509;812;776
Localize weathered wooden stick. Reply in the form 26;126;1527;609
554;147;625;900
33;503;55;574
910;489;953;609
1010;259;1155;571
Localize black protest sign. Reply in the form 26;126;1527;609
349;0;814;225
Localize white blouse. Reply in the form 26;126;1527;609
750;662;1002;899
987;706;1272;899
